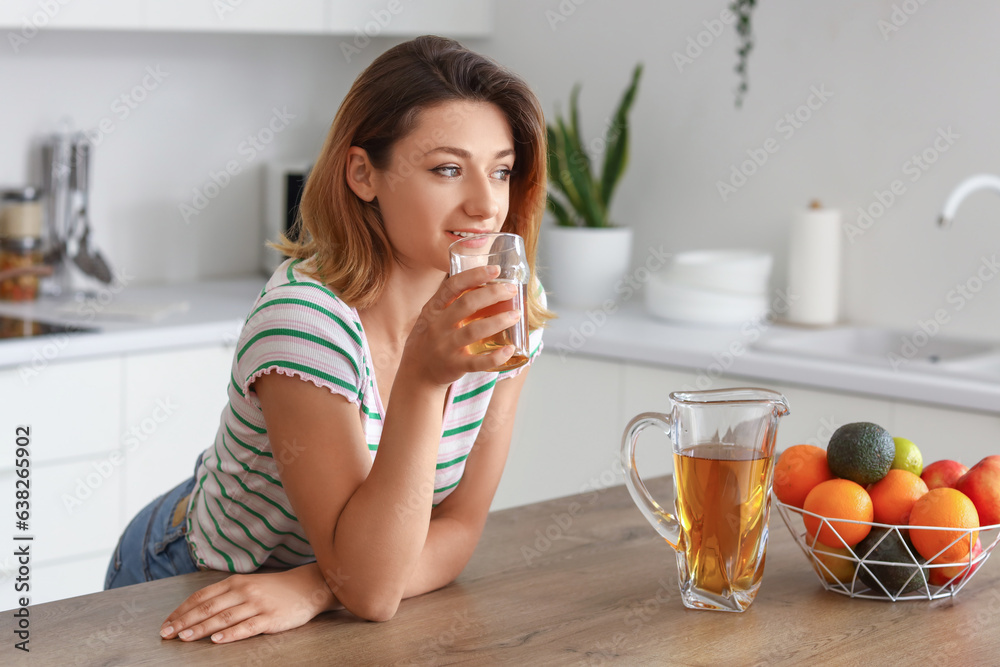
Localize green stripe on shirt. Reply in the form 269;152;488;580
286;258;301;283
208;496;262;569
225;424;273;458
442;418;483;438
247;360;358;396
209;466;309;549
220;431;283;488
230;403;266;434
436;453;469;470
453;378;496;403
434;479;462;494
238;329;360;378
247;297;363;347
230;371;246;398
194;476;236;571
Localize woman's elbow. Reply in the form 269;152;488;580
336;585;401;622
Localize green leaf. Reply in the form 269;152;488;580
546;124;566;194
557;117;604;227
547;121;586;217
568;84;592;180
600;63;642;212
546;193;575;227
544;63;643;227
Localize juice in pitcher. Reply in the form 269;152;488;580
672;443;772;608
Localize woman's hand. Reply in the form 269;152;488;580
403;264;520;387
160;566;336;643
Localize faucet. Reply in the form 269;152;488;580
938;174;1000;227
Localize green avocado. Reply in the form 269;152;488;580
827;422;895;486
855;527;928;596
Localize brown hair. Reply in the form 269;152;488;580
272;35;553;330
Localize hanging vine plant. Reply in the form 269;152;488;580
731;0;756;108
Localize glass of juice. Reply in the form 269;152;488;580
448;232;529;372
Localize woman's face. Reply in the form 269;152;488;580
369;100;514;274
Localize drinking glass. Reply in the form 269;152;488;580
448;232;529;372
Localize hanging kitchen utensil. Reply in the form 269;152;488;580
69;139;113;284
41;133;73;267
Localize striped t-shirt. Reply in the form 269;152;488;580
185;258;543;572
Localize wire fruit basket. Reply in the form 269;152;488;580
775;496;1000;601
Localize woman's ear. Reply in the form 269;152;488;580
345;146;377;202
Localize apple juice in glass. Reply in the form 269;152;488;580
448;232;530;372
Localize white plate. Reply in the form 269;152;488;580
645;278;769;326
665;249;773;296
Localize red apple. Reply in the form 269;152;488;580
955;456;1000;526
921;459;969;490
929;538;984;587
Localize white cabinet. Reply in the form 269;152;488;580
0;342;235;610
0;356;122;466
0;0;494;36
501;354;1000;512
146;0;327;34
121;345;232;520
888;401;1000;466
328;0;493;36
0;0;142;31
495;355;626;511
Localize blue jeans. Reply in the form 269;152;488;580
104;454;203;589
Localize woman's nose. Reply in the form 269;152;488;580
463;173;500;220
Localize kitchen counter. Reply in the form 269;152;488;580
0;277;266;367
4;477;997;665
1;279;998;413
546;302;1000;414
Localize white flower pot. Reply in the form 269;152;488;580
540;225;633;309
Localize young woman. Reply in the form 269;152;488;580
103;35;552;643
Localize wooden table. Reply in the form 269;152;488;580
4;477;999;665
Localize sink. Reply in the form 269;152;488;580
753;327;996;369
935;352;1000;380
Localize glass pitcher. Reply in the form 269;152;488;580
621;388;790;612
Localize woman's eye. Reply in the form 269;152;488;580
491;168;512;182
433;166;460;177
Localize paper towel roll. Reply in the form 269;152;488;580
786;203;842;325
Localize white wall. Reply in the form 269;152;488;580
3;1;1000;342
484;0;1000;342
1;29;393;283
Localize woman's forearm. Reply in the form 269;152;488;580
321;368;451;619
402;514;481;599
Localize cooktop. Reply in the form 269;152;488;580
0;315;98;339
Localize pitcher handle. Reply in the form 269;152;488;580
621;412;681;549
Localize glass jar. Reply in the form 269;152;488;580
0;187;45;301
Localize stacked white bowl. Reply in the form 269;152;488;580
645;250;773;326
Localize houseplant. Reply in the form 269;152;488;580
543;63;642;308
731;0;756;108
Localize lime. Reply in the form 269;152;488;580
891;437;923;476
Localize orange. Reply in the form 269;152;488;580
868;469;928;525
774;445;835;508
909;488;980;563
928;538;983;587
803;479;874;548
